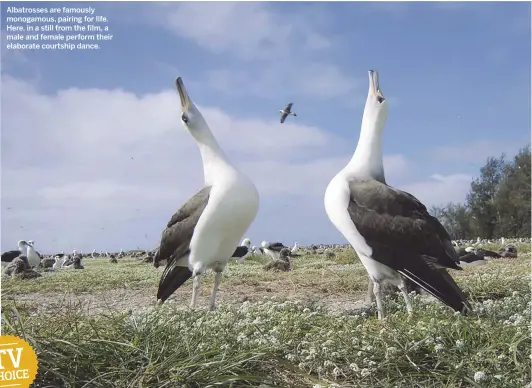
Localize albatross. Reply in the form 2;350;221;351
323;69;471;320
279;103;297;124
1;240;27;268
261;241;288;260
154;77;260;311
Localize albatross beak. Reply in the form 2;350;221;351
368;70;385;102
175;77;191;111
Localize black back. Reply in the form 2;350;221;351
1;250;21;263
156;186;212;303
232;246;249;258
348;179;470;313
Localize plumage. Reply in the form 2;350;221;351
155;186;211;302
154;77;259;310
4;255;41;279
2;241;30;268
232;239;252;263
261;241;289;260
279;102;297;124
324;70;470;319
1;250;22;265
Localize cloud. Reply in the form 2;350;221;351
2;76;477;252
428;140;524;165
402;174;473;207
146;2;357;100
152;2;332;61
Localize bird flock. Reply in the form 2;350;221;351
2;71;526;321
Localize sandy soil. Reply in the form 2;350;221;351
4;281;370;316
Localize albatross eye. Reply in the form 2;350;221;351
181;113;189;123
377;96;385;104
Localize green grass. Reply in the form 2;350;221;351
1;246;530;387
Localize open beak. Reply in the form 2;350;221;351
368;70;385;103
175;77;191;111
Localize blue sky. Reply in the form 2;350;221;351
1;1;530;254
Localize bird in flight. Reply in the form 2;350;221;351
279;103;297;124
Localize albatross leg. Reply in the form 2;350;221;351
373;282;385;320
190;275;201;309
208;271;222;311
398;281;413;317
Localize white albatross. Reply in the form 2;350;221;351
323;70;471;320
25;240;41;268
153;77;260;311
232;238;252;263
261;241;288;260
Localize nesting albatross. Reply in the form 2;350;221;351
324;70;471;320
154;77;260;311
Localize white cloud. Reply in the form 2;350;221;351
402;174;473;207
147;2;357;100
1;76;476;252
429;140;523;165
152;2;332;61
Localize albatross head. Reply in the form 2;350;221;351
363;70;389;127
175;77;209;135
241;238;251;247
17;240;28;250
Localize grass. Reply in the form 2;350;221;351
1;244;530;387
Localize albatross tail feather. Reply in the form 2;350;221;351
157;259;193;303
398;255;472;315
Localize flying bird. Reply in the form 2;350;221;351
279;102;297;124
324;70;471;320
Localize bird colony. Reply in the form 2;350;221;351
1;72;530;386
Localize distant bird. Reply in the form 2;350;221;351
26;241;42;268
1;240;27;268
279;102;297;124
65;256;84;269
52;256;65;271
500;244;518;258
252;246;264;255
261;241;288;260
109;256;118;264
263;248;292;272
153;77;259;311
323;69;471;320
40;256;55;269
232;238;252;263
4;255;41;279
291;242;300;255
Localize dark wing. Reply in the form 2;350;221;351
478;249;502;258
284;103;293;113
1;250;21;262
155;186;212;303
458;252;484;263
348;179;470;313
154;186;212;265
269;242;286;252
232;246;249;258
280;113;288;124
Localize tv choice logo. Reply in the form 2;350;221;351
0;335;38;387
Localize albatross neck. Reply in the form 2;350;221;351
192;126;235;186
345;114;386;183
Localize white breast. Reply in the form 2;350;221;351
188;173;259;273
324;174;372;254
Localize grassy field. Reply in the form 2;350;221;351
1;244;530;387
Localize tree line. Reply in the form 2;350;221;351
430;145;531;240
